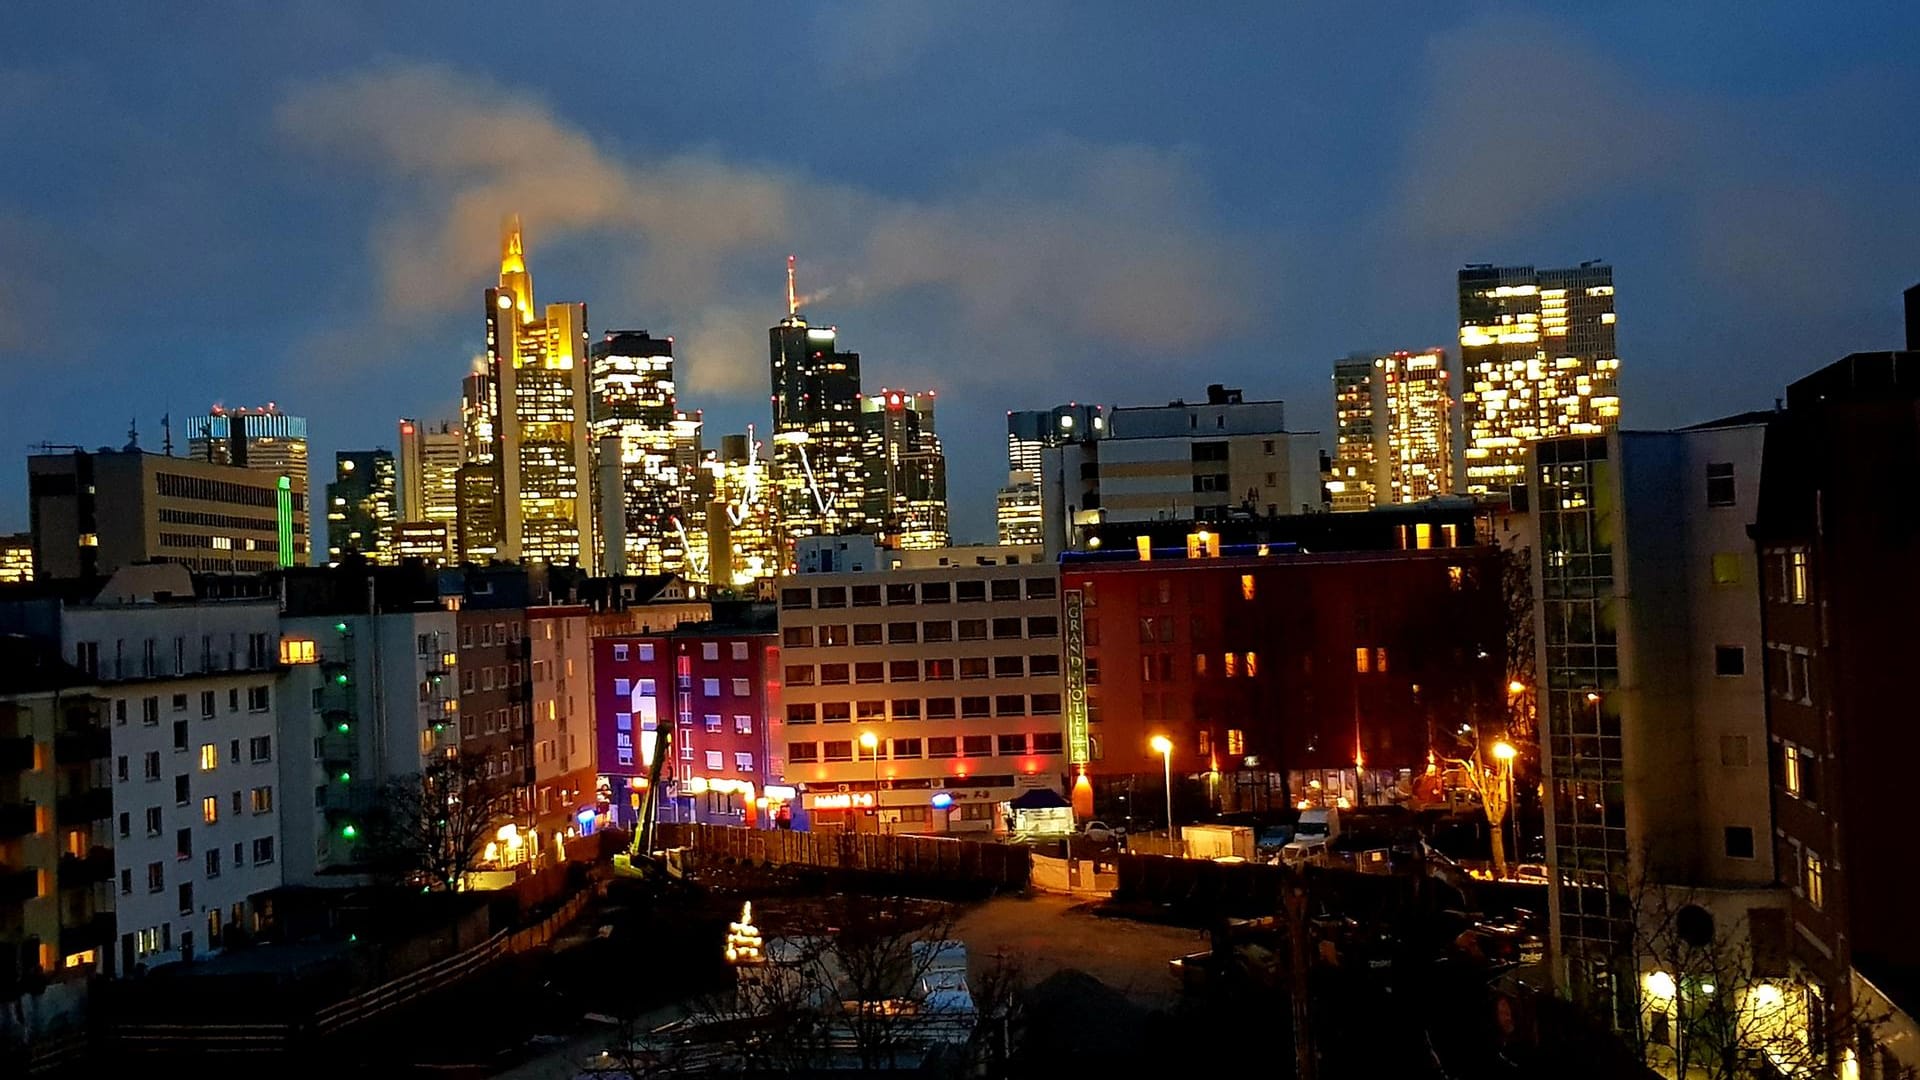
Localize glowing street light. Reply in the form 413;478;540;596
1492;740;1517;762
1507;680;1527;696
859;731;881;832
1149;735;1175;850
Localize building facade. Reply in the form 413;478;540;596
1;534;33;585
589;331;691;577
397;418;463;560
997;405;1107;546
28;449;309;578
183;406;310;510
324;450;397;564
528;605;596;840
861;390;949;551
769;260;875;559
776;557;1066;834
1459;263;1620;495
1331;350;1455;511
700;432;780;593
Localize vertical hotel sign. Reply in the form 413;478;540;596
275;476;294;568
1064;589;1089;765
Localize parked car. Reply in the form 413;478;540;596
1081;820;1126;844
1511;863;1550;885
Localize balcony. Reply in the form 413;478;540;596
61;913;115;954
0;868;36;905
0;736;33;773
58;848;113;887
55;788;112;825
54;728;110;763
0;803;35;839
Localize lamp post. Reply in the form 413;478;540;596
859;730;880;834
1492;739;1517;876
1149;735;1175;853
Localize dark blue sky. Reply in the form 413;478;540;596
4;4;1917;541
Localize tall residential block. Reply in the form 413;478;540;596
589;331;691;577
1460;263;1620;494
769;258;874;561
28;448;309;577
861;390;949;551
1331;350;1455;511
324;450;396;564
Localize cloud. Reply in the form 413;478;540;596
276;62;1252;396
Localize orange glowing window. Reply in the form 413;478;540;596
1241;575;1256;601
1223;653;1238;678
1354;648;1371;674
1244;652;1258;678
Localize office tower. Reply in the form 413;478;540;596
861;389;949;551
775;556;1066;834
588;331;690;577
1330;349;1456;511
398;419;463;525
1529;420;1774;1021
324;450;397;563
28;448;309;577
996;405;1107;546
1459;263;1620;494
1754;346;1920;1068
471;217;595;568
1041;385;1325;553
769;257;873;562
701;432;779;592
184;405;310;500
0;533;32;583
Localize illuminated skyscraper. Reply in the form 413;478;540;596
1459;262;1620;494
467;217;595;567
589;331;690;576
326;449;397;563
398;418;463;525
701;431;780;592
769;257;873;563
861;389;949;550
996;405;1107;545
1330;349;1455;511
184;404;310;502
456;368;503;562
0;533;33;584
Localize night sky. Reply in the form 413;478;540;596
3;4;1917;542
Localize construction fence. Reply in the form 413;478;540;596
657;823;1032;890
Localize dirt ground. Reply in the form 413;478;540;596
951;892;1204;1011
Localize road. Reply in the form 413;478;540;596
952;892;1202;1010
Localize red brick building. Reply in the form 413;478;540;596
1064;543;1502;822
592;606;786;828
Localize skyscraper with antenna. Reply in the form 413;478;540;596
768;255;876;566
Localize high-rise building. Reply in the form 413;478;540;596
184;405;310;501
701;432;780;593
1459;263;1620;494
461;218;596;568
324;450;397;564
28;448;309;577
1;533;32;584
589;331;691;577
1330;349;1455;511
861;389;949;551
769;257;874;563
398;419;463;526
1041;385;1325;553
996;405;1107;546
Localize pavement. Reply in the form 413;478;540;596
951;892;1204;1011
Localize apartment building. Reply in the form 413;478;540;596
776;553;1066;834
529;605;595;840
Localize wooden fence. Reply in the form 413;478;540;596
657;823;1031;890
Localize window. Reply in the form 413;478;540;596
960;658;990;680
887;583;917;605
206;848;221;878
1222;653;1237;679
1788;550;1809;603
174;775;189;804
119;868;131;895
1782;742;1804;797
702;678;720;697
992;617;1024;639
705;714;722;732
1710;553;1741;586
994;694;1025;716
821;702;851;723
1355;647;1371;673
248;736;272;762
819;663;850;685
823;740;853;762
927;736;958;758
817;587;847;609
145;806;162;835
612;644;629;662
734;715;752;735
1027;616;1058;638
1029;654;1060;677
228;688;240;712
701;642;719;662
1714;646;1745;677
1804;849;1825;909
822;625;851;647
1244;652;1259;678
1085;658;1101;685
200;691;215;718
1227;728;1245;755
144;750;162;779
251;837;274;865
1026;577;1057;600
956;580;986;603
680;742;694;760
853;624;882;646
921;582;951;604
780;588;812;610
735;752;754;772
147;862;165;893
202;796;218;824
1198;729;1213;756
990;579;1020;603
638;644;655;662
199;744;218;771
892;737;922;759
118;811;130;837
732;641;750;661
1031;732;1064;755
1706;463;1736;507
731;678;751;697
852;584;882;607
1030;693;1062;715
891;699;920;720
993;655;1024;678
789;742;818;763
922;621;953;643
925;698;956;720
1724;826;1755;859
924;659;954;681
957;619;987;641
888;622;918;645
142;696;160;726
886;659;918;682
1719;735;1750;767
705;750;723;770
962;734;992;757
785;665;814;687
783;626;814;648
172;693;188;712
962;696;991;718
857;700;886;722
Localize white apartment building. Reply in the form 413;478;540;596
49;567;285;971
529;605;595;840
777;553;1066;834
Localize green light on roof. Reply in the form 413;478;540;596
341;823;357;839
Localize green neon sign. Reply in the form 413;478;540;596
276;475;295;568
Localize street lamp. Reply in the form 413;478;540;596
1149;735;1175;852
1507;680;1526;696
859;731;880;833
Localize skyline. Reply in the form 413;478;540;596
4;5;1919;541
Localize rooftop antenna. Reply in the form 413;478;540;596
162;411;173;457
786;254;798;318
125;417;140;452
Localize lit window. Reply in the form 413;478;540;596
1804;849;1825;910
199;744;218;771
1355;647;1371;674
1782;743;1802;797
705;749;723;771
1789;550;1809;604
1376;648;1389;673
1244;652;1258;678
1223;653;1238;678
202;796;218;824
1194;653;1208;677
1241;575;1255;601
1226;729;1245;756
1710;553;1741;586
278;639;317;664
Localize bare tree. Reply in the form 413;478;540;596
360;752;509;892
1501;545;1538;746
1449;748;1515;880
